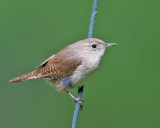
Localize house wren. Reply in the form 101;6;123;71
10;38;117;106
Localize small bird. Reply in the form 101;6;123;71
10;38;117;107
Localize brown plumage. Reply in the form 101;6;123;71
9;70;40;83
10;41;82;84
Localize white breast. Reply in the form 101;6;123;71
71;55;102;87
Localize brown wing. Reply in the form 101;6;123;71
35;54;55;68
38;56;82;79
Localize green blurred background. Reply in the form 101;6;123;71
1;0;160;128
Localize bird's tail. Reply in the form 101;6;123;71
10;70;40;83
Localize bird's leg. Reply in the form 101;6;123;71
64;89;84;109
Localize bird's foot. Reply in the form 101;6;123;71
64;89;84;109
73;97;84;109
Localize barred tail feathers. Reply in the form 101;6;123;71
10;70;40;83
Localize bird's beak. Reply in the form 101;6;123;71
105;43;118;47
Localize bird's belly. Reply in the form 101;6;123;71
72;71;95;88
71;59;100;87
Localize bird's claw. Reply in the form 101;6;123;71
74;97;84;110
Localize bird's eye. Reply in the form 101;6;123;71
92;44;97;48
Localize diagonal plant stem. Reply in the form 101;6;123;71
72;87;84;128
72;0;99;128
88;0;99;38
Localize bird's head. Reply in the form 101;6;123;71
71;38;118;59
